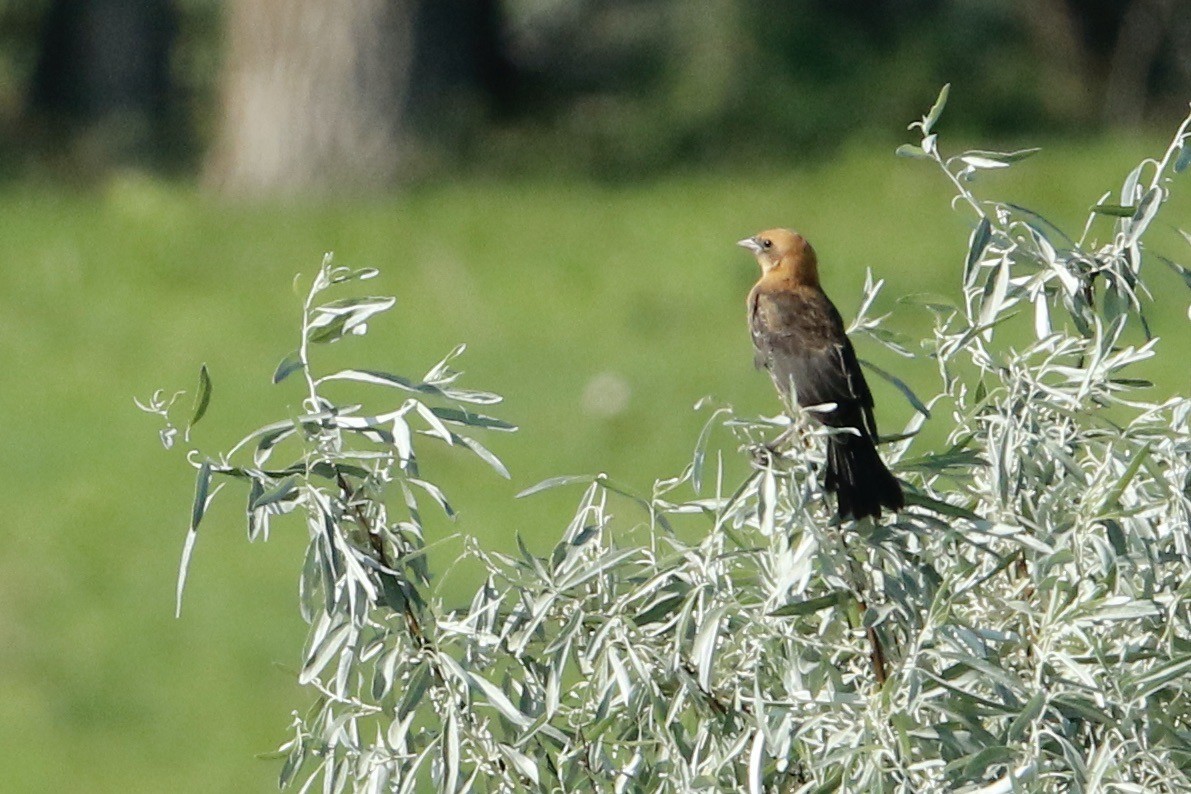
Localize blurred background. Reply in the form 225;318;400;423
3;0;1191;184
2;1;1189;790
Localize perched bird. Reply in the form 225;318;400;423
739;228;903;521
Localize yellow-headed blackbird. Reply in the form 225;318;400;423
739;228;903;521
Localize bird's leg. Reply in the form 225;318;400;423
746;423;798;467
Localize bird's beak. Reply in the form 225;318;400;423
737;236;763;255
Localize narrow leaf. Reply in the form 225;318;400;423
470;675;533;729
769;590;850;617
1102;442;1151;509
249;474;300;510
188;364;211;432
692;606;726;689
922;83;950;134
1175;144;1191;174
191;461;213;530
965;217;992;288
961;155;1011;170
408;477;455;517
1091;203;1136;217
457;434;510;479
430;406;516;432
1125;187;1162;244
176;462;213;617
858;358;931;418
978;257;1011;335
272;351;303;384
517;475;592;499
895;144;929;159
962;147;1041;164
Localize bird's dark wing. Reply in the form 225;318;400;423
749;286;878;440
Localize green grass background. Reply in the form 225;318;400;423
1;136;1189;791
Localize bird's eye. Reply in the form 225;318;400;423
761;239;773;249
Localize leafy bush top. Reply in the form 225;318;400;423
143;90;1191;792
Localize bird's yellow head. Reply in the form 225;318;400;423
737;228;820;286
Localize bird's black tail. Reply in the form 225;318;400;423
824;435;903;521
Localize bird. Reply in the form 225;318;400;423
738;228;903;521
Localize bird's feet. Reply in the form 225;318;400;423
746;426;797;467
747;442;779;467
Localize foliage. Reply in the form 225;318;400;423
144;91;1191;791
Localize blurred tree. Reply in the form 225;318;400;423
27;0;178;167
1103;0;1179;125
204;0;507;195
5;0;1191;181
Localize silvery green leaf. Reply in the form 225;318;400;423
310;295;395;324
249;474;300;510
1006;692;1045;742
895;144;929;159
978;257;1011;336
443;710;460;793
594;474;673;533
516;474;591;499
1126;655;1191;700
254;424;295;467
441;654;532;729
399;664;431;722
955;746;1014;783
414;401;454;444
965;217;992;288
960;154;1011;170
317;368;443;399
430;406;516;432
423;343;468;386
1124;187;1162;245
757;467;776;536
1081;599;1160;623
691;407;729;494
502;745;539;785
748;729;765;794
175;462;214;617
187;364;211;435
273;351;303;384
901;490;981;520
1091;203;1136;217
407;477;454;517
863;327;914;357
921;83;949;134
556;547;638;592
1004;203;1074;245
858;358;930;418
691;606;726;689
391;416;413;465
299;618;351;684
305;296;395;344
456;434;510;479
1175;144;1191;173
329;266;379;283
305;315;349;345
1121;162;1145;203
1158;249;1191;289
190;461;213;531
769;590;849;617
608;647;632;707
962;147;1040;165
1032;290;1051;339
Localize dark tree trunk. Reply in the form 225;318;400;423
29;0;177;162
1103;0;1176;125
